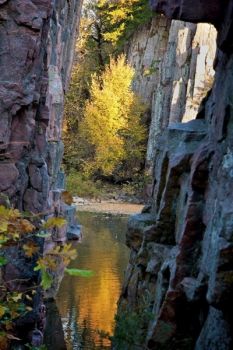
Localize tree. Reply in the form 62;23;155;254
80;55;146;177
63;0;151;177
97;0;152;50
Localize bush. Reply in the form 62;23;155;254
66;172;102;198
112;305;153;350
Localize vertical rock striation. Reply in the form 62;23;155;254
118;1;233;349
126;16;216;171
0;0;83;343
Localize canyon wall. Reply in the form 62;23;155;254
0;0;82;344
118;2;233;349
127;16;217;170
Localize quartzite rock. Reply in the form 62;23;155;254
117;1;233;349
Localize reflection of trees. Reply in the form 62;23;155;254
56;212;130;349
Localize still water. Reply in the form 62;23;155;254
56;211;130;350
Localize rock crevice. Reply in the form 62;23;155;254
118;2;233;349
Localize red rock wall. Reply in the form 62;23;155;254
0;0;83;344
0;0;82;213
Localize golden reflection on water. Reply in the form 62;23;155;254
56;212;130;349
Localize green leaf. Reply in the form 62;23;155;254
41;270;53;290
0;256;7;267
36;231;51;238
65;268;94;277
43;217;67;229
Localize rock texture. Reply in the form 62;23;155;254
149;0;224;25
126;16;171;103
118;2;233;349
0;0;82;344
126;17;217;170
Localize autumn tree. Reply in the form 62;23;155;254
97;0;152;50
80;55;146;177
63;0;151;184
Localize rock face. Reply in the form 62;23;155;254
118;2;233;349
126;16;171;103
0;0;82;343
126;17;217;170
149;0;224;25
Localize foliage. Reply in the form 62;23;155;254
0;206;37;349
80;55;146;177
0;206;35;245
63;0;150;188
66;172;102;198
34;243;77;290
26;345;47;350
97;0;153;50
0;205;93;348
112;304;153;349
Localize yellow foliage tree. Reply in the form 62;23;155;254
80;55;146;176
97;0;152;48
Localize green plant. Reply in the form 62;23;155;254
66;172;102;198
112;304;153;349
0;205;93;348
26;344;47;350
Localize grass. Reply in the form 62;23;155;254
66;172;102;198
66;170;151;202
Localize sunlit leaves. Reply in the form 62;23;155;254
0;206;35;246
20;220;35;233
61;191;73;205
34;243;77;290
97;0;152;48
43;217;67;230
0;203;90;349
80;55;146;176
23;242;39;258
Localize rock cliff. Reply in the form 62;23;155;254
126;16;217;170
0;0;82;344
118;2;233;349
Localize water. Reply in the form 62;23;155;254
55;211;130;350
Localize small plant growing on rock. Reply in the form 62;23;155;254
0;205;93;349
112;302;153;349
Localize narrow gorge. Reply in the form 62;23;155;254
0;0;233;349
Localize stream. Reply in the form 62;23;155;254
52;211;131;350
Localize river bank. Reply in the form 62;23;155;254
73;197;144;215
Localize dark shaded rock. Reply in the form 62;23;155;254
67;224;82;241
0;163;19;191
44;300;67;350
195;307;233;350
150;0;224;25
117;3;233;348
127;213;155;250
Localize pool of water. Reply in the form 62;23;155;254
55;211;130;350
